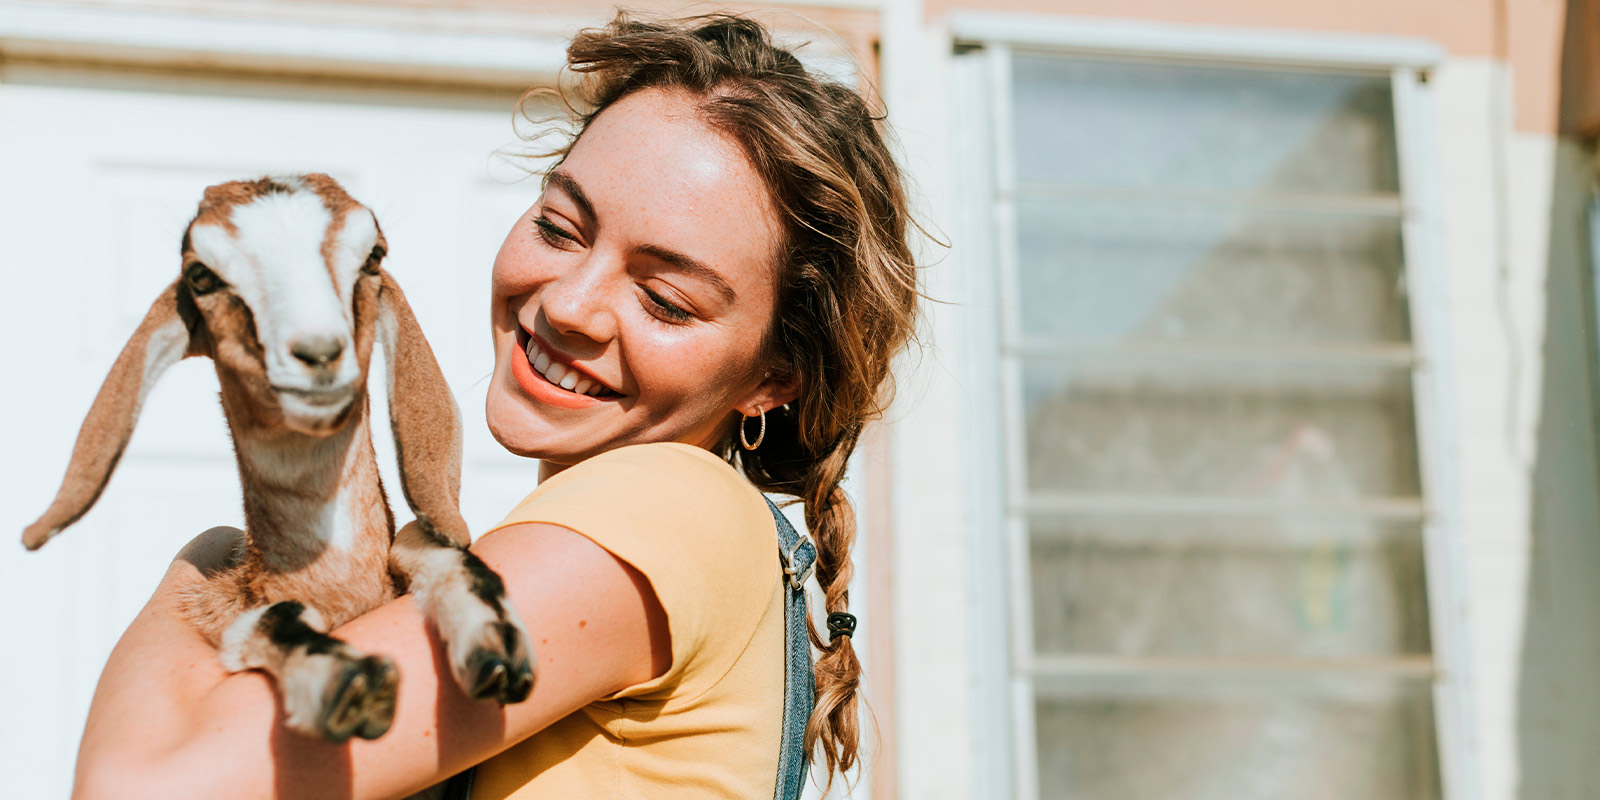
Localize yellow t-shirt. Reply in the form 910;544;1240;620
472;442;784;800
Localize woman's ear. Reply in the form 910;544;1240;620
740;369;801;416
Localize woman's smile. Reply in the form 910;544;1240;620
510;328;622;409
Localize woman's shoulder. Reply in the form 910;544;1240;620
522;442;765;520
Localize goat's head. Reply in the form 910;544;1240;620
179;175;385;434
23;174;467;551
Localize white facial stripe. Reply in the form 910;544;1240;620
329;210;379;303
190;191;369;392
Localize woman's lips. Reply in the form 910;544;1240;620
508;329;621;409
523;339;618;397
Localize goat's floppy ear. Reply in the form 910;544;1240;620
377;269;471;547
23;281;198;550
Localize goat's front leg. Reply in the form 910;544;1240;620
391;521;534;704
220;601;400;742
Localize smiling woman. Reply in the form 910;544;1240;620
71;11;919;800
486;86;792;466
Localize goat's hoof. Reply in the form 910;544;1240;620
355;655;399;740
317;658;370;743
314;654;398;742
459;621;534;705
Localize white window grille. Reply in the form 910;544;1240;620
951;22;1472;800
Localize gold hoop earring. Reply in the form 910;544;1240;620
740;405;766;451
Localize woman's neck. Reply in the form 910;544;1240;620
536;434;725;483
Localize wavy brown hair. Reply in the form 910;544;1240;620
523;10;920;790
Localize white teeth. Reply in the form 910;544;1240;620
524;336;612;396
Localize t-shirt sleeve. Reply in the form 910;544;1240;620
483;443;778;700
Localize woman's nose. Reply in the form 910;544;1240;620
540;254;619;343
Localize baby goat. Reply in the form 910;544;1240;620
23;174;533;742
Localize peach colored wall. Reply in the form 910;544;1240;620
925;0;1499;54
307;0;886;100
332;0;882;47
925;0;1588;135
1507;0;1571;134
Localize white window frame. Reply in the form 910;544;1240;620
946;13;1477;800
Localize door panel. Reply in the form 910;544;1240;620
0;62;547;795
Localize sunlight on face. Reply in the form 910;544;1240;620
485;87;796;472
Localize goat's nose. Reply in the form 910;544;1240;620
290;335;344;368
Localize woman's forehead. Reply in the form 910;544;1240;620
558;88;783;283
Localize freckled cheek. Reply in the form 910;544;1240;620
490;228;566;295
490;257;559;329
629;339;748;408
624;334;695;381
490;246;533;299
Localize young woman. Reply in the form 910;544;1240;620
73;13;918;799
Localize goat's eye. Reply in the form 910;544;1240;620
184;261;222;295
361;245;386;275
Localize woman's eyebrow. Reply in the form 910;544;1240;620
545;170;596;225
635;243;738;303
547;168;737;303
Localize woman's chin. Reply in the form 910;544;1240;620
485;384;602;466
485;385;553;459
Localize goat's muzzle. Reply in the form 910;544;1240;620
275;382;361;434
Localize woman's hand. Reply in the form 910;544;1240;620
73;522;669;800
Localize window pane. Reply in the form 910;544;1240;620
998;51;1443;798
1029;516;1432;658
1015;201;1410;345
1021;361;1422;497
1033;677;1441;800
1012;56;1399;196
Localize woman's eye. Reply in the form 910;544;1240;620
532;215;579;248
641;286;694;323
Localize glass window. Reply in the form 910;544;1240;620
990;51;1443;799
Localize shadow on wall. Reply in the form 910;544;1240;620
1518;122;1600;800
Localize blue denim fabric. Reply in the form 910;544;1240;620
442;498;815;800
766;496;817;800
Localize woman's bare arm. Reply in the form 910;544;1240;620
74;521;670;800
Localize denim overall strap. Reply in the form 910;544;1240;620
766;496;817;800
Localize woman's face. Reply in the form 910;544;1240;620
486;87;795;470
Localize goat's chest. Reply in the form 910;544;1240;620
245;542;398;629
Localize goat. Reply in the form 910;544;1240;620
22;174;534;742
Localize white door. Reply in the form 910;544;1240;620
0;60;549;795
